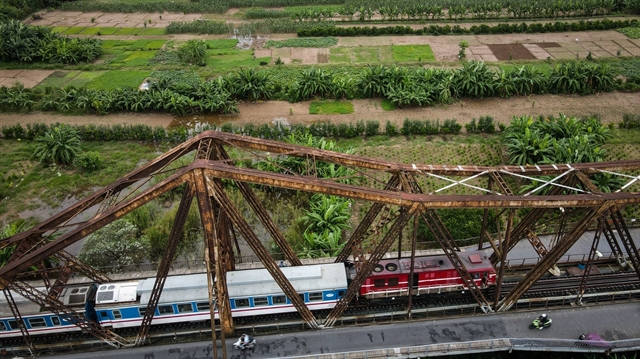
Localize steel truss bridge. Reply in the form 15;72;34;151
1;130;640;355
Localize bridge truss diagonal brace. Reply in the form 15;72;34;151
576;221;603;304
336;175;402;264
489;174;577;265
9;281;128;347
497;202;612;311
419;208;493;313
0;170;192;289
609;210;640;281
3;288;36;356
204;173;319;329
135;183;195;346
215;144;302;267
324;203;420;328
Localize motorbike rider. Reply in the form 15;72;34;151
537;313;550;327
239;334;253;349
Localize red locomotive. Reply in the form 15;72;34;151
353;251;496;299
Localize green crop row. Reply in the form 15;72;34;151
265;37;338;48
58;0;344;16
166;19;335;35
299;18;638;36
0;61;621;117
0;20;102;64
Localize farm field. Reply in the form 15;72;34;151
2;3;640;263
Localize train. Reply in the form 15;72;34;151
0;250;496;339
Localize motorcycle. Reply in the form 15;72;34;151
529;317;552;330
233;335;256;350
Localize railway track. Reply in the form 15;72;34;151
3;269;640;357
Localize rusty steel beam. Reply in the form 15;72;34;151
215;144;302;267
498;202;611;311
47;264;72;301
9;281;128;347
193;170;234;335
3;288;36;356
135;184;195;346
0;170;191;288
419;208;491;312
196;161;640;209
324;203;420;328
493;209;513;308
205;176;319;329
336;175;401;263
576;221;603;304
54;251;111;283
489;175;576;265
608;210;640;281
203;131;640;175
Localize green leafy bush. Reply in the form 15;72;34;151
0;20;102;64
177;39;207;66
32;124;82;166
74;151;103;172
265;37;338;48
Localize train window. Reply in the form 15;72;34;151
29;318;47;328
374;279;385;288
113;310;122;319
9;319;24;330
235;299;250;308
388;278;399;286
308;292;323;302
51;317;61;326
71;288;79;294
100;312;109;318
158;305;174;315
472;272;480;279
178;304;194;313
253;297;268;307
299;294;306;302
0;322;6;331
196;302;210;311
337;290;345;298
138;308;146;317
272;295;286;305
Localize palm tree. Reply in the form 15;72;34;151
33;124;82;166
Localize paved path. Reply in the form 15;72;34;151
48;302;640;359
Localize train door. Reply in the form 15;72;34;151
412;273;419;290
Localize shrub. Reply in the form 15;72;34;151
74;151;103;172
177;39;207;66
365;121;380;137
385;121;399;136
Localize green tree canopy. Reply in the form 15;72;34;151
79;219;150;270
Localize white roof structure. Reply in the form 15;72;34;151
138;273;209;305
226;263;347;297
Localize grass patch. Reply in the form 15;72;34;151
93;27;120;35
113;27;143;36
204;39;238;49
353;47;378;63
137;28;166;36
51;26;69;33
60;27;86;35
392;45;435;62
128;40;166;50
79;27;105;35
265;37;338;48
309;101;354;115
329;47;350;63
36;71;81;88
206;49;265;73
618;27;640;39
121;51;157;66
0;139;164;217
85;70;151;90
381;99;396;111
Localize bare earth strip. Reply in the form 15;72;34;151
1;92;638;129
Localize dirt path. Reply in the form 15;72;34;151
2;92;638;130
